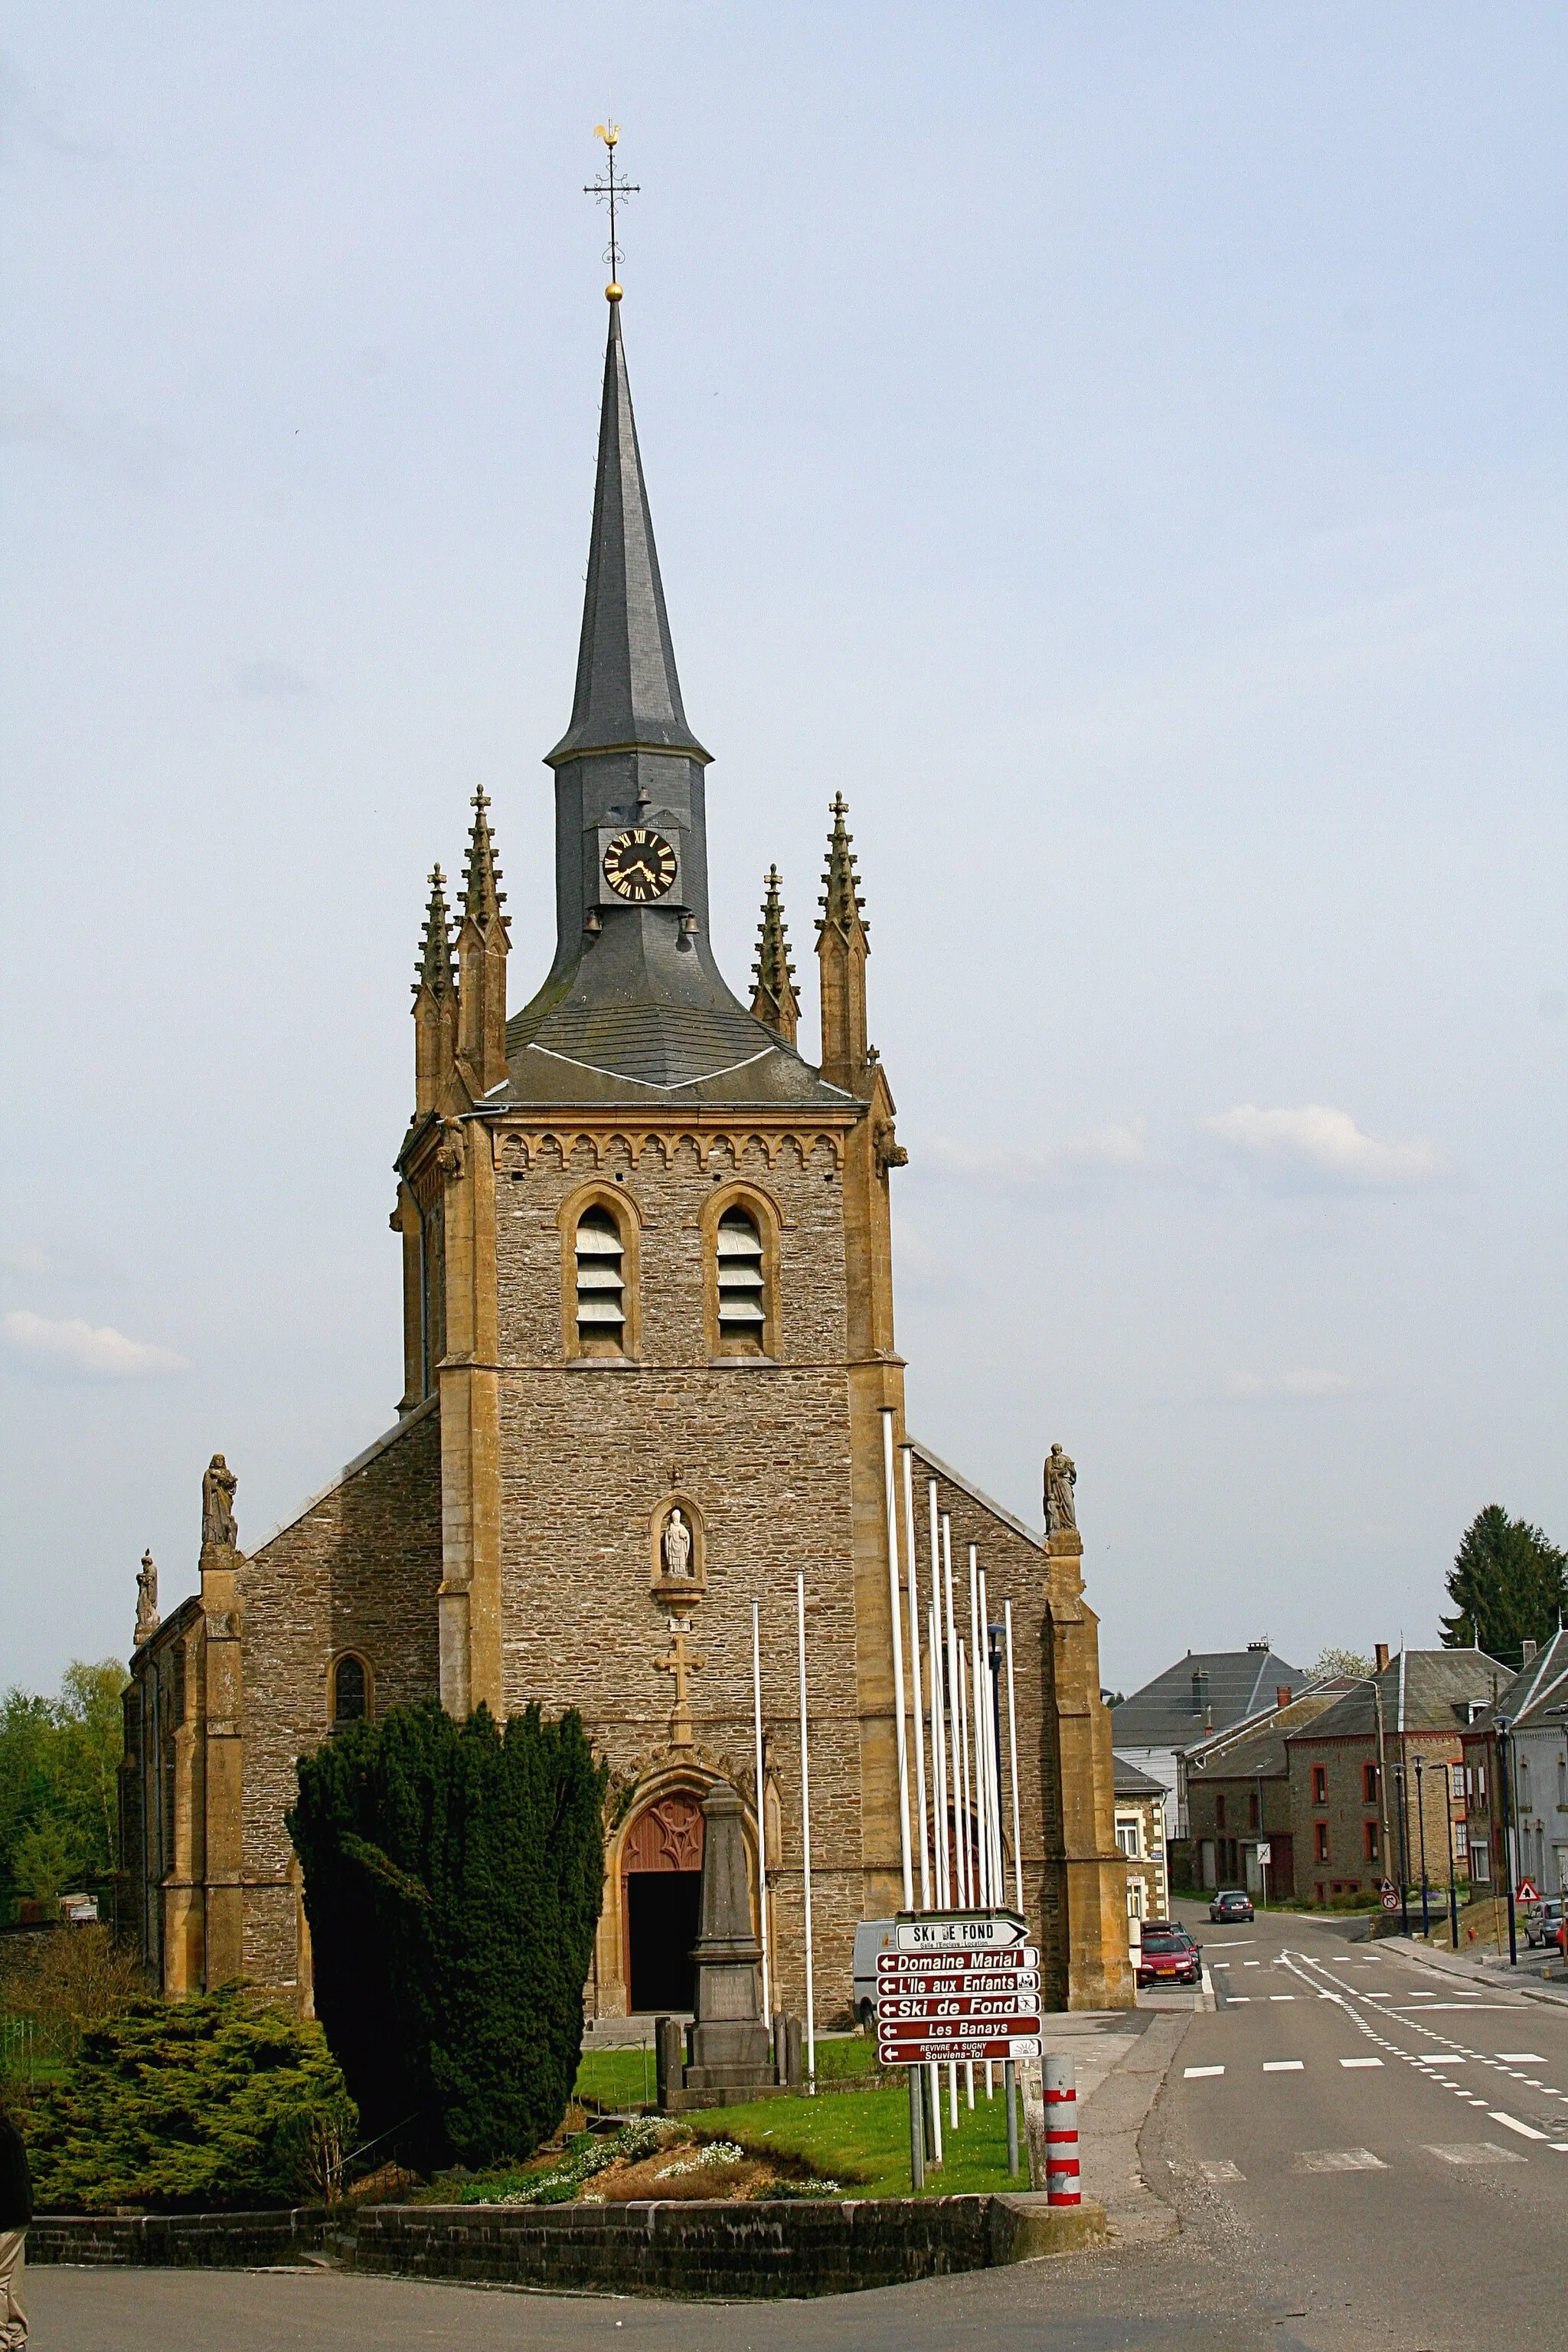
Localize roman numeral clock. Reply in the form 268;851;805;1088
599;825;680;904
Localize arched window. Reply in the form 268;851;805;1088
714;1206;766;1354
332;1655;368;1726
574;1204;626;1355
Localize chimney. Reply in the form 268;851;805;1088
1276;1685;1292;1710
1522;1638;1538;1664
1374;1643;1390;1674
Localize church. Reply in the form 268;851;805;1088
119;278;1134;2024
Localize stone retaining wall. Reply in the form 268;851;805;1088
31;2193;1104;2298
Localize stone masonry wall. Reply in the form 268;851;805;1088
237;1400;443;1994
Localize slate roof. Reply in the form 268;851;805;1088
1183;1687;1351;1782
1109;1649;1308;1749
1112;1755;1167;1799
1461;1628;1568;1736
1291;1648;1508;1743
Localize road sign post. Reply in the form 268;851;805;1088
876;1915;1043;2071
1043;2053;1078;2206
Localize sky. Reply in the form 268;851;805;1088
2;5;1564;1700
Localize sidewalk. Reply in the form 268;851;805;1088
1381;1930;1568;2010
1067;2010;1189;2246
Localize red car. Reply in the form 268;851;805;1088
1136;1927;1202;1989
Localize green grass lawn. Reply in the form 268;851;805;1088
571;2039;1022;2200
688;2073;1023;2200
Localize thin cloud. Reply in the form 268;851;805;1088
925;1118;1151;1193
1205;1103;1440;1189
236;658;314;699
1222;1367;1358;1403
3;1310;188;1381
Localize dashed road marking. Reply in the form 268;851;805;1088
1341;2057;1383;2069
1263;2060;1305;2073
1184;2065;1225;2079
1496;2053;1547;2064
1491;2111;1549;2141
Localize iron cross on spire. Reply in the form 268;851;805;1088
585;122;639;301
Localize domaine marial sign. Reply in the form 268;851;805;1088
877;1912;1044;2065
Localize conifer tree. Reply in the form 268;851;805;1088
1440;1506;1566;1660
287;1701;606;2170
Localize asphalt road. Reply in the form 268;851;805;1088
31;1909;1568;2350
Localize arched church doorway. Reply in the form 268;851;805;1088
622;1790;705;2013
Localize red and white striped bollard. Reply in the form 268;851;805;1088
1044;2053;1079;2205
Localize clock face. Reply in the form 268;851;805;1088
602;827;678;903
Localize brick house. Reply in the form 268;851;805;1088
1112;1756;1168;1923
1459;1630;1568;1901
119;288;1133;2024
1288;1648;1502;1905
1109;1643;1308;1854
1181;1685;1351;1898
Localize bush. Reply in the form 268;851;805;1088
0;1925;145;2077
287;1700;606;2173
21;1986;356;2212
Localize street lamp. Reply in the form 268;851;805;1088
1496;1715;1518;1968
1414;1756;1431;1939
1441;1759;1460;1950
1393;1761;1411;1936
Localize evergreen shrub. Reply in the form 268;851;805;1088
21;1986;356;2212
288;1700;606;2171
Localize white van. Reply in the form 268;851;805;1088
852;1916;897;2025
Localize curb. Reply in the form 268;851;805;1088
1382;1934;1568;2011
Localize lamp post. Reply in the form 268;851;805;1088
1497;1716;1517;1968
1441;1759;1460;1950
1414;1756;1431;1939
1393;1762;1411;1936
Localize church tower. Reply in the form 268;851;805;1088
122;277;1132;2022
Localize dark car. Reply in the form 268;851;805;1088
1209;1889;1255;1923
1135;1928;1202;1989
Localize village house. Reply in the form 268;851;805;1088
1460;1630;1568;1902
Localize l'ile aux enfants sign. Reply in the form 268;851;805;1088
876;1911;1044;2066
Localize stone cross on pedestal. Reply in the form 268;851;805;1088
655;1622;705;1749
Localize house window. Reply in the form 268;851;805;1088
714;1206;766;1354
1312;1766;1328;1805
1364;1820;1380;1862
332;1655;368;1726
1518;1756;1531;1806
1215;1795;1227;1830
1477;1763;1486;1802
1468;1836;1490;1883
1315;1822;1330;1864
1363;1762;1380;1804
1116;1819;1142;1858
1248;1791;1260;1831
574;1205;627;1355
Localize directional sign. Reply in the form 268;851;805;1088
893;1909;1028;1954
879;2030;1043;2065
877;1993;1041;2021
1517;1878;1540;1903
877;1945;1040;1974
877;1970;1041;2000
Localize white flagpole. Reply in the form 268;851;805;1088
880;1411;914;1911
970;1547;995;2098
751;1599;772;2032
795;1570;816;2096
928;1585;956;2136
901;1448;931;1910
1004;1599;1024;1916
979;1568;1004;1899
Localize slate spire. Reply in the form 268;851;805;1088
750;865;801;1047
547;302;710;766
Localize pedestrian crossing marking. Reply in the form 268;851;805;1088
1263;2060;1304;2073
1294;2148;1386;2172
1426;2142;1525;2164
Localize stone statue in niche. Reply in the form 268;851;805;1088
135;1550;159;1644
662;1507;692;1578
1044;1442;1077;1535
202;1453;238;1552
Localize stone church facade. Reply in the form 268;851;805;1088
120;291;1134;2024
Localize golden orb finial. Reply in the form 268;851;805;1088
606;282;622;302
585;123;637;300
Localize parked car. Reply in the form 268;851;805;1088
1135;1928;1202;1989
1209;1889;1255;1923
1524;1896;1565;1950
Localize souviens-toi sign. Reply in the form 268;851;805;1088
876;1912;1044;2065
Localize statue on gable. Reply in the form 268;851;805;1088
202;1453;238;1553
135;1550;159;1645
662;1506;692;1578
1044;1442;1077;1536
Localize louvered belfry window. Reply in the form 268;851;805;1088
716;1206;766;1352
575;1205;626;1352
